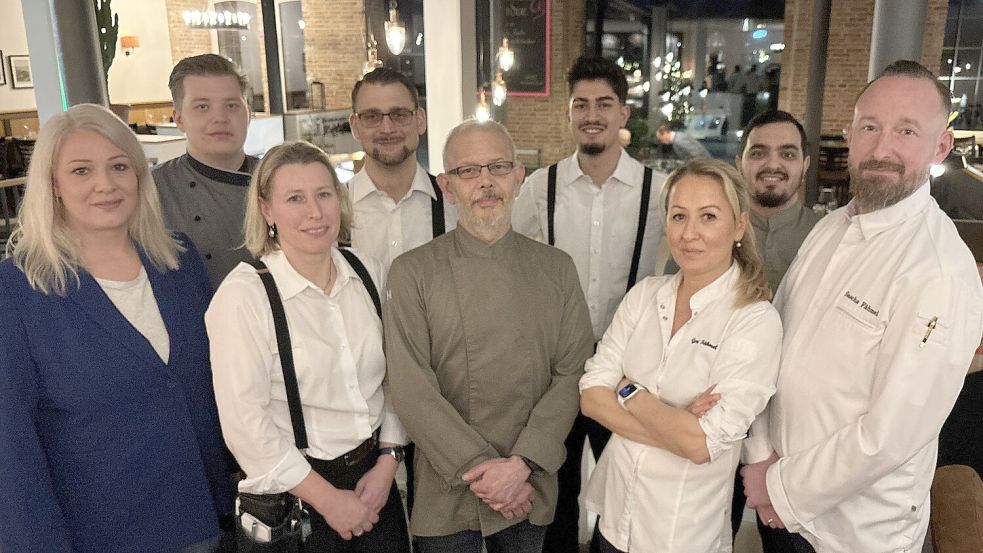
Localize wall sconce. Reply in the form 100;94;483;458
475;89;491;122
496;37;514;72
120;35;140;56
492;71;507;106
385;1;406;56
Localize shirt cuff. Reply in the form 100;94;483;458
766;459;806;535
238;447;312;495
379;411;409;446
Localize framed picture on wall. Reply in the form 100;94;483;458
0;50;5;86
9;55;33;89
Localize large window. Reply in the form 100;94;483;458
941;0;983;130
214;0;265;111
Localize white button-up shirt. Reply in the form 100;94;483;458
581;265;782;552
206;248;407;495
512;149;667;340
744;183;983;553
348;164;458;271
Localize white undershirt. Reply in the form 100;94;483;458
95;266;170;363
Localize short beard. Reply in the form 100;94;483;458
753;189;793;209
849;160;926;214
368;145;414;166
580;142;606;156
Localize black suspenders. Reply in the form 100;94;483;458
547;163;654;293
428;173;446;238
246;249;382;449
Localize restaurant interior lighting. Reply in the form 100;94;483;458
492;72;508;106
182;9;250;29
385;1;406;56
497;38;515;72
475;90;491;122
120;35;140;56
362;34;384;76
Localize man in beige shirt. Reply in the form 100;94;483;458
384;120;594;552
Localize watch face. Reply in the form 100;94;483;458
618;383;638;399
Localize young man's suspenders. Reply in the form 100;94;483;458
427;173;446;238
546;163;653;294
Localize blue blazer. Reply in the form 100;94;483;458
0;236;233;553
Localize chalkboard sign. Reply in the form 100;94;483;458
503;0;551;96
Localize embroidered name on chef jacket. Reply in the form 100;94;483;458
843;290;880;317
691;338;719;350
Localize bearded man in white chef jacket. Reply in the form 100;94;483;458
740;59;983;553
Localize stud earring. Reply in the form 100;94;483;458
736;240;742;248
268;224;277;238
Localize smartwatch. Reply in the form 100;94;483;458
379;446;405;464
617;382;646;408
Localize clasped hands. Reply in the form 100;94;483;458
462;456;534;520
741;451;785;529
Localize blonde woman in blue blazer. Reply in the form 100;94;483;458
0;104;233;553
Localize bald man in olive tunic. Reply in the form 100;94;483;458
384;120;594;553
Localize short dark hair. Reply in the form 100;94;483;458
168;54;248;107
857;59;952;118
352;68;419;110
566;56;628;104
738;110;808;158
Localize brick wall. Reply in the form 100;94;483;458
504;0;585;166
301;0;369;109
163;0;213;78
779;0;948;134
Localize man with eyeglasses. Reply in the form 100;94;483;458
348;68;457;271
385;119;594;553
512;55;667;553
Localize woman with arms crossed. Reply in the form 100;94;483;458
581;158;783;552
0;104;232;552
206;141;410;551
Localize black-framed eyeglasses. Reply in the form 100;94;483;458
446;161;516;179
354;108;417;127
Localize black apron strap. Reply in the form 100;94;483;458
626;167;653;293
428;173;446;238
338;248;382;319
547;164;558;246
245;259;309;450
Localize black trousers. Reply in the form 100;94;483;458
544;413;611;553
303;448;411;552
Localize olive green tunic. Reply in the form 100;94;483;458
384;227;594;537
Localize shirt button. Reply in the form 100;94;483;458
659;304;665;309
194;215;202;222
391;240;399;247
205;253;212;260
662;316;668;321
591;249;599;255
189;181;197;188
591;277;598;283
592;220;600;226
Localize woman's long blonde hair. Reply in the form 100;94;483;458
662;158;771;306
7;103;181;295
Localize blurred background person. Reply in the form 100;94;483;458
207;141;410;551
0;103;232;553
580;158;782;553
656;123;712;160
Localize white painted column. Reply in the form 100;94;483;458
20;1;65;124
423;0;477;173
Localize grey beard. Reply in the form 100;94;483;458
849;166;927;213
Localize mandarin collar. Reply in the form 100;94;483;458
752;202;811;231
657;262;740;314
452;226;516;258
845;181;932;240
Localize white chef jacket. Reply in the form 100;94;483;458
206;248;408;495
580;264;782;552
512;149;667;340
348;164;458;271
743;183;983;553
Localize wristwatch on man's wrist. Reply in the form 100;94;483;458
379;446;405;463
617;382;646;408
